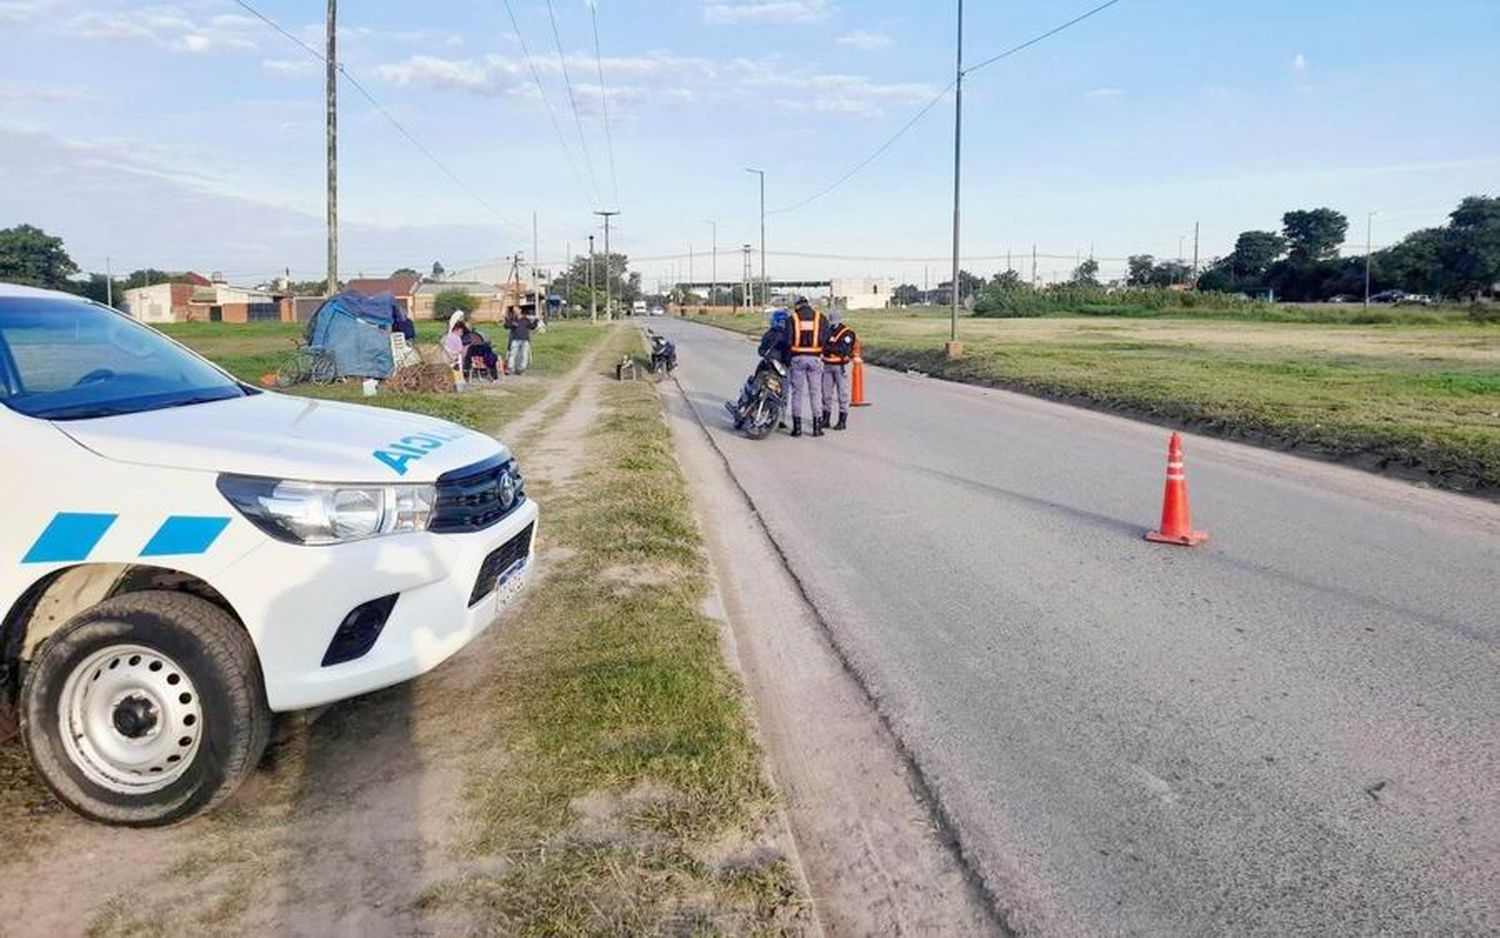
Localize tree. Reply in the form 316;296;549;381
892;283;922;306
431;261;446;279
937;269;983;304
75;273;124;308
1282;208;1348;262
434;289;479;320
1127;255;1155;286
990;269;1027;290
391;267;419;277
1228;230;1287;279
555;252;637;313
1442;195;1500;298
1070;258;1100;286
1374;228;1447;296
0;224;78;288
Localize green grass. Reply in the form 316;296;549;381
693;310;1500;494
161;319;603;436
419;328;805;933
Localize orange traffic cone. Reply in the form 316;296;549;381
1145;432;1208;546
850;340;871;407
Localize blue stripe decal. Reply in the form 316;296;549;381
140;516;231;558
22;513;118;564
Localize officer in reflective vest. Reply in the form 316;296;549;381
787;297;829;437
820;310;856;431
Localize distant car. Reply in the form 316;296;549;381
1328;294;1354;304
1402;293;1434;306
649;306;665;317
1369;289;1405;304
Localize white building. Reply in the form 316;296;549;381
831;277;893;311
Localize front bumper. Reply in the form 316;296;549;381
216;499;539;711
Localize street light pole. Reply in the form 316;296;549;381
946;0;964;355
1364;211;1377;308
746;168;766;308
705;220;717;309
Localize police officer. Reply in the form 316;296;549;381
786;297;829;437
820;310;856;431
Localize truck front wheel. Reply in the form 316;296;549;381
19;591;270;827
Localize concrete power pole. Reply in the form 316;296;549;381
946;0;965;355
745;168;766;308
705;220;717;308
1192;221;1201;285
325;0;338;297
588;234;596;323
532;211;540;316
594;210;619;319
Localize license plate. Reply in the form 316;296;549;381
494;558;529;611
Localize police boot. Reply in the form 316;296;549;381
791;417;803;438
811;415;825;437
835;411;848;431
821;409;831;427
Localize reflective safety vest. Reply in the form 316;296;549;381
822;324;855;365
789;307;825;356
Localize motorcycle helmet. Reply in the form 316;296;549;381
770;309;790;328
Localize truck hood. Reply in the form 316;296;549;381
57;392;508;483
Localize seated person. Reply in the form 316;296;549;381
726;309;791;414
462;324;500;379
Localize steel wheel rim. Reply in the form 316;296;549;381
58;644;204;794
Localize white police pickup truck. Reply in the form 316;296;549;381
0;284;537;826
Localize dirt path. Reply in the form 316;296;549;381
660;378;1003;936
0;332;620;937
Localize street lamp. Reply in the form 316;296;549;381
745;168;766;309
704;219;717;309
1364;211;1378;308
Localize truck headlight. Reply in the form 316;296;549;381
217;475;436;545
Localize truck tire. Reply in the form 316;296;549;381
19;591;270;827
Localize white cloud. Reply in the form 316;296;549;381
836;30;893;51
703;1;833;25
0;0;58;22
64;5;260;53
374;55;526;96
262;58;319;78
1084;87;1122;101
0;80;98;103
1292;53;1308;71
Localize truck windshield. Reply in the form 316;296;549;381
0;296;248;420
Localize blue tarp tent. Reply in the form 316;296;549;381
305;291;396;379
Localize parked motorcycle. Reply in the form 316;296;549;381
648;331;678;376
727;355;788;440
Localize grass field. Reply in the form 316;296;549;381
161;319;601;435
694;308;1500;494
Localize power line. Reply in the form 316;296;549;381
588;0;621;209
544;0;603;207
768;81;955;215
501;0;597;210
768;0;1125;215
230;0;517;229
965;0;1123;75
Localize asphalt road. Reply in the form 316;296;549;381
653;318;1500;936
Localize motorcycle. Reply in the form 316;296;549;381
648;331;678;376
727;355;788;440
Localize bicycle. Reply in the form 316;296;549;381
275;341;338;389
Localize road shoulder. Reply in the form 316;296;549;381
660;373;1004;936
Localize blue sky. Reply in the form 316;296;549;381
2;0;1497;286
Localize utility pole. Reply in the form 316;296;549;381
325;0;338;297
588;234;596;323
1192;221;1200;284
1032;244;1038;288
1364;211;1377;308
705;220;717;308
594;210;619;319
946;0;964;355
532;211;540;317
689;243;694;296
746;168;766;308
742;244;753;313
105;256;112;308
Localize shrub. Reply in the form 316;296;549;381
434;289;479;320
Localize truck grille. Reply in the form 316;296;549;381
469;523;535;606
432;456;526;534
